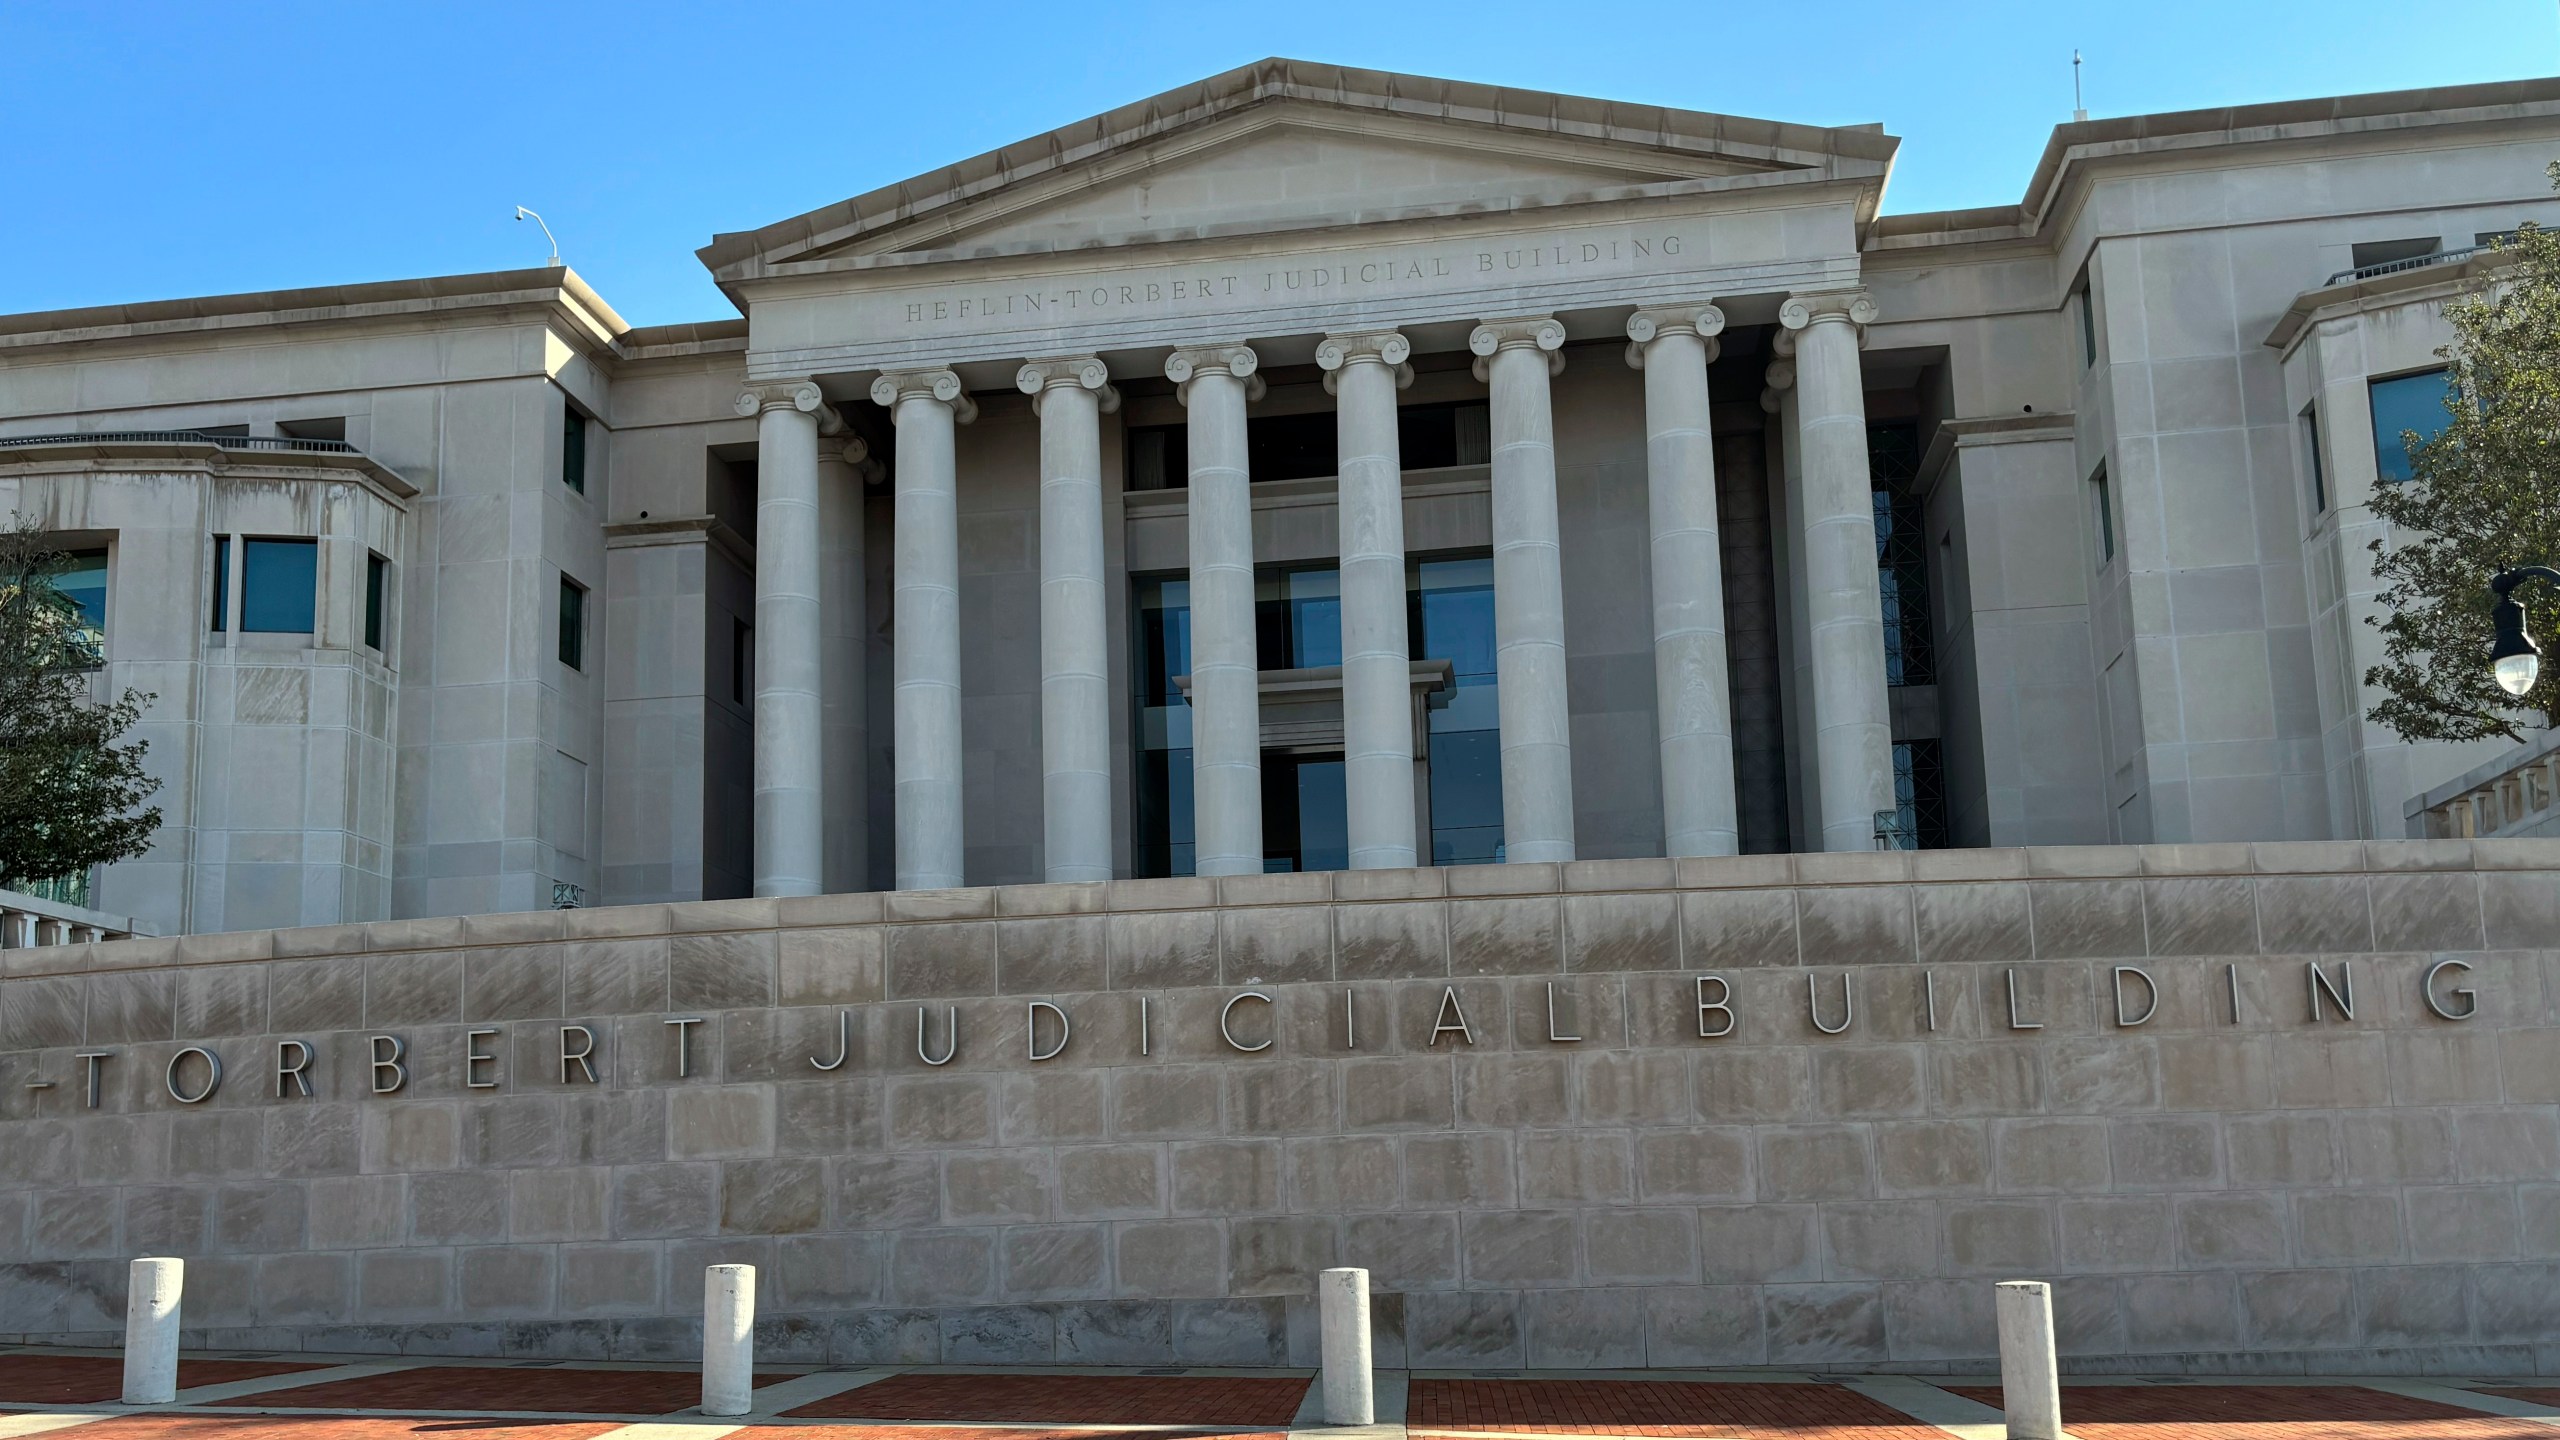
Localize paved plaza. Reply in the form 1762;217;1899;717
3;1352;2560;1440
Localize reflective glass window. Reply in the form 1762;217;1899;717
2369;368;2454;483
241;538;317;633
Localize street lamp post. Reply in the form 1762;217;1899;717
2489;565;2560;698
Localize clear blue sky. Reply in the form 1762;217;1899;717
3;0;2554;327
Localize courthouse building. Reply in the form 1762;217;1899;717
0;61;2552;935
3;62;2560;1376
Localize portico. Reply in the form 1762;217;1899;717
706;65;1906;891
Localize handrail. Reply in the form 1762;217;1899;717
2324;245;2484;287
0;885;143;947
0;430;357;454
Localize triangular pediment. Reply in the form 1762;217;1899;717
698;59;1898;286
837;111;1778;258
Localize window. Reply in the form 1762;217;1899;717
2075;284;2097;368
732;619;752;704
1413;555;1502;866
364;553;389;651
2350;237;2440;272
59;548;106;655
1131;577;1196;877
2369;368;2455;484
1887;739;1951;850
1256;567;1341;669
2300;406;2326;517
209;538;228;632
1129;552;1505;876
241;538;318;632
558;576;587;670
1125;401;1493;490
2090;462;2116;564
1869;425;1934;687
562;402;588;494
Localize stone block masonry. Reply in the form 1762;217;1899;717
1;839;2555;1373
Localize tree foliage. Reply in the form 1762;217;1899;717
2367;164;2560;744
0;517;162;891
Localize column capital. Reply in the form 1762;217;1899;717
1625;303;1725;371
1469;315;1565;356
839;435;885;483
1625;303;1726;345
1165;344;1263;406
1016;356;1121;415
1470;316;1566;383
1759;357;1797;414
1777;289;1879;332
870;369;978;425
1316;332;1414;396
735;380;845;433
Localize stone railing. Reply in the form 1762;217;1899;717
0;885;144;949
2407;727;2560;838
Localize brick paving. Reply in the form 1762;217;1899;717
8;1356;2560;1439
0;1355;325;1405
74;1418;628;1438
751;1431;1302;1440
1942;1384;2557;1440
204;1364;776;1416
1406;1378;1950;1439
785;1372;1313;1424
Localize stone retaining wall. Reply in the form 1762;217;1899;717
3;840;2557;1373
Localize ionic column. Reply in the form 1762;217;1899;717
1777;290;1894;851
869;369;978;890
1627;304;1739;858
1317;331;1418;871
734;380;835;897
1165;344;1264;877
1017;357;1120;884
1469;317;1575;864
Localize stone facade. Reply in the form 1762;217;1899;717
3;839;2556;1372
3;65;2559;937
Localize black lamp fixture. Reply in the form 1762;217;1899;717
2489;565;2560;698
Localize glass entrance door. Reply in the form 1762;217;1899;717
1261;753;1348;873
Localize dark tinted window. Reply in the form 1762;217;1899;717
364;553;388;650
559;576;586;670
242;538;317;633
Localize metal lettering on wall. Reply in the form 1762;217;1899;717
20;959;2480;1109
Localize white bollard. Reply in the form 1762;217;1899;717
702;1264;755;1417
121;1257;183;1405
1318;1266;1374;1426
1995;1280;2062;1440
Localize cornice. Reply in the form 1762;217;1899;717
2264;251;2517;357
0;438;418;504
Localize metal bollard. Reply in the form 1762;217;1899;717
1995;1280;2062;1440
122;1257;184;1405
1318;1266;1374;1426
702;1264;755;1417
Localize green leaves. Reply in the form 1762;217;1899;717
0;517;162;892
2365;162;2560;744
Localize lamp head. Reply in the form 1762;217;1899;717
2492;593;2542;697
